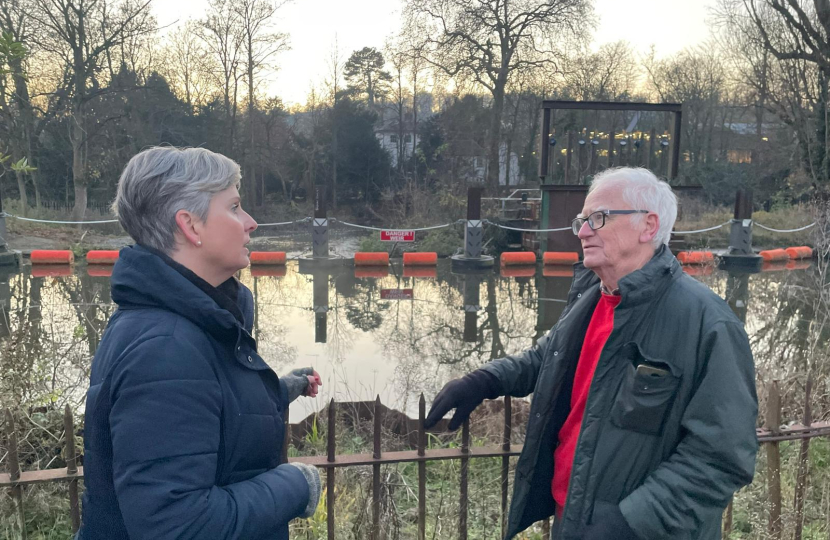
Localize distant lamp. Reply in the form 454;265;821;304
578;138;586;146
660;139;670;147
591;139;599;146
761;137;769;142
619;139;628;147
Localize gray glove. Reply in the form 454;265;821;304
283;367;315;403
286;462;321;518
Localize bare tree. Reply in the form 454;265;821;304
198;0;244;156
564;41;638;101
404;0;592;190
164;20;216;111
233;0;289;208
30;0;155;220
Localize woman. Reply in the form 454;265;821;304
78;146;322;540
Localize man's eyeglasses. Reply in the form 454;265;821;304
571;210;649;235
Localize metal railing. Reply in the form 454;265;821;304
3;388;829;539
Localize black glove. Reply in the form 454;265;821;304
424;370;501;430
582;504;639;540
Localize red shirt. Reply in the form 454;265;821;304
552;292;622;513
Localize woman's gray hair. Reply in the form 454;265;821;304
112;147;241;253
589;167;678;248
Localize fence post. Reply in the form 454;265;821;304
459;419;469;540
793;377;813;540
667;109;683;180
6;410;27;539
418;394;426;540
326;399;336;540
607;131;615;169
766;381;782;540
64;405;81;532
564;132;574;184
372;396;382;540
728;189;754;256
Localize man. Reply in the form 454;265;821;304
425;167;758;540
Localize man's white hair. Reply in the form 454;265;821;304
589;167;678;248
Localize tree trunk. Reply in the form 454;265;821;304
14;170;27;218
488;78;507;192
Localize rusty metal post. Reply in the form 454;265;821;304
607;131;615;169
459;419;469;540
64;406;80;532
282;404;290;464
723;500;733;539
793;377;813;540
564;132;574;184
668;109;683;180
501;396;512;539
647;128;656;171
767;381;782;540
372;396;382;540
6;410;27;540
418;394;426;540
327;399;336;540
539;108;551;181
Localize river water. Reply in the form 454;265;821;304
0;257;821;424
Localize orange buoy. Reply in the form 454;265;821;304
250;251;287;265
676;251;714;265
759;249;790;262
87;264;114;277
543;252;579;266
501;265;536;278
355;267;389;278
785;246;813;260
542;266;574;278
403;266;437;279
500;251;536;266
761;261;789;272
786;260;812;271
86;250;119;264
403;252;438;266
31;264;72;277
355;252;390;266
251;265;287;277
682;265;714;277
30;250;74;264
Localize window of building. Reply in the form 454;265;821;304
390;134;398;144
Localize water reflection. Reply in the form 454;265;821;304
0;259;822;423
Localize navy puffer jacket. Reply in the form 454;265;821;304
78;245;309;540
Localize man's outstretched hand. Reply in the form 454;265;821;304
424;370;501;431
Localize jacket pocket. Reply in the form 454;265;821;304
611;351;680;436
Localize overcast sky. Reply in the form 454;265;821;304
153;0;718;107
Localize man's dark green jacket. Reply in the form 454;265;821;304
480;246;758;540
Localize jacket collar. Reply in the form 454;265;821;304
111;244;248;341
571;245;680;308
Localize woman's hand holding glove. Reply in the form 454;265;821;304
283;368;322;403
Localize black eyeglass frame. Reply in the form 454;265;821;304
571;209;649;235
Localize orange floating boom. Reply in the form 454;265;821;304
354;252;390;266
30;250;74;264
250;265;287;277
500;265;536;278
86;250;119;264
543;252;579;266
403;266;438;279
250;251;287;265
785;246;813;260
31;264;72;277
501;252;536;266
676;251;714;265
355;267;389;278
759;249;790;262
542;266;574;278
87;264;114;277
403;252;438;266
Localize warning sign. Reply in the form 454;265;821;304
380;230;415;242
381;288;414;300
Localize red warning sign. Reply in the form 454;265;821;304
381;288;414;300
380;230;415;242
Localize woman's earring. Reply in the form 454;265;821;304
196;241;202;247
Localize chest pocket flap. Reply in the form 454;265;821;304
611;343;681;436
